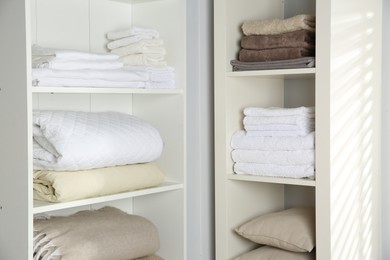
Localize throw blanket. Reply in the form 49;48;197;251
33;163;165;202
33;111;163;171
239;47;314;62
230;57;315;71
241;30;315;50
234;162;314;178
242;14;316;36
34;207;160;260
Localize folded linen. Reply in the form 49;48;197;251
232;149;315;165
230;57;315;71
125;65;175;81
32;77;145;88
239;47;314;62
234;162;315;178
244;106;315;117
32;44;119;61
120;53;167;66
107;35;156;50
241;29;315;50
231;130;315;150
111;39;165;56
33;163;165;202
32;68;149;82
32;57;124;70
242;14;316;36
146;80;176;89
244;115;314;125
34;207;160;260
244;123;314;132
33;111;163;171
107;26;159;40
245;130;314;137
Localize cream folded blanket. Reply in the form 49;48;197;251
234;162;315;178
33;163;165;202
242;14;316;36
232;149;315;165
34;206;160;260
111;39;166;56
231;130;315;150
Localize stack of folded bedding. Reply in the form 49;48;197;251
231;14;316;71
33;110;166;202
231;106;315;179
107;26;175;88
32;45;149;88
34;206;164;260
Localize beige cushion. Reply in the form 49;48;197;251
235;207;315;252
234;246;316;260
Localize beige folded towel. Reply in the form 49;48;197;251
111;39;166;56
242;14;315;36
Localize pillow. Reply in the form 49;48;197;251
234;246;316;260
235;207;315;252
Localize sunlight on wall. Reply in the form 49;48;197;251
329;5;379;260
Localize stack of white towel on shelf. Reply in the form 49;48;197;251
231;106;315;179
106;26;175;88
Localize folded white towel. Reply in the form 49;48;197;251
244;106;315;117
32;58;124;70
232;149;315;165
107;26;159;40
107;35;155;50
111;39;165;56
234;162;315;178
145;80;175;89
244;123;315;132
243;115;314;125
245;130;313;137
32;68;149;82
120;54;167;66
32;44;119;61
32;77;145;88
231;130;315;150
124;66;174;81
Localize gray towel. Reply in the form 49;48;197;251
230;57;315;71
239;48;314;62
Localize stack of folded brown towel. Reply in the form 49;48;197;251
231;14;316;71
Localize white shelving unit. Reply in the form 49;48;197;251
214;0;382;259
0;0;186;259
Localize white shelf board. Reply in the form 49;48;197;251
228;174;316;187
32;87;183;94
33;181;183;214
226;68;316;79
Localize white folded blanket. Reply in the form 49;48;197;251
32;77;145;88
124;66;175;81
32;57;124;70
32;68;149;82
146;80;175;89
107;35;155;50
107;26;159;40
244;106;315;117
232;149;315;165
244;123;315;132
120;53;167;66
243;115;314;126
111;39;166;56
33;111;163;171
245;130;314;137
234;162;315;178
231;130;315;150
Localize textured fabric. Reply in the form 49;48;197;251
234;246;315;260
242;14;315;36
111;39;165;57
239;47;314;62
107;35;155;50
107;26;159;41
243;114;314;126
33;163;165;202
235;208;316;252
234;162;314;178
34;207;160;260
33;111;163;171
230;57;315;71
244;106;314;117
120;53;167;66
232;149;314;165
241;30;315;50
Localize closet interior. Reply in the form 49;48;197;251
0;0;186;259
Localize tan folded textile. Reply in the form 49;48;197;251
239;47;314;62
242;14;315;36
34;206;160;260
33;163;165;202
241;29;315;50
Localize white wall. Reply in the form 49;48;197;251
382;0;390;259
187;0;214;259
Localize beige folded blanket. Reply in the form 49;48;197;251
33;163;165;202
239;47;314;62
241;29;315;50
34;206;160;260
242;14;315;36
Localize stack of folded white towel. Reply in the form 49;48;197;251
107;26;175;88
231;106;315;179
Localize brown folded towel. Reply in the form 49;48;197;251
242;14;315;36
241;30;315;50
239;48;314;62
230;57;315;71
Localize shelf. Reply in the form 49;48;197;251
31;87;183;94
33;181;183;214
226;68;316;79
228;174;316;187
